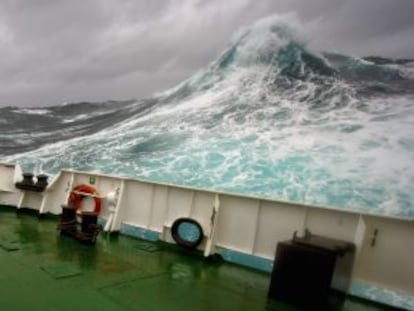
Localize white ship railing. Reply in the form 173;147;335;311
1;162;413;310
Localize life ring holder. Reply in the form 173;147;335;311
171;217;204;249
68;184;102;214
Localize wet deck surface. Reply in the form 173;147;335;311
0;207;402;311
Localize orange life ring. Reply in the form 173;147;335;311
68;184;102;214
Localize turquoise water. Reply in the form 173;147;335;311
2;16;414;217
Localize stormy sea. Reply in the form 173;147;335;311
1;17;413;217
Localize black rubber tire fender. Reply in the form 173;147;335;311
171;217;204;249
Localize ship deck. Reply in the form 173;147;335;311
0;206;402;311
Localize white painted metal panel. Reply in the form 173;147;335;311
354;216;414;293
254;201;306;258
189;191;215;232
0;165;15;192
93;177;123;218
0;164;21;207
216;195;259;253
109;179;126;231
20;192;42;210
93;176;118;195
40;172;73;214
121;181;153;227
353;215;367;249
306;208;359;241
0;191;21;206
165;188;193;225
332;252;355;292
73;174;92;186
148;185;169;231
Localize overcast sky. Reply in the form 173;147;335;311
1;0;413;107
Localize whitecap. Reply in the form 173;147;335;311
12;108;51;115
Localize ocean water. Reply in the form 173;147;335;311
1;16;413;217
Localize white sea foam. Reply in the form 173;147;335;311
12;108;51;115
62;114;89;123
5;15;414;217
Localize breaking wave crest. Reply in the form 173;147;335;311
2;15;414;216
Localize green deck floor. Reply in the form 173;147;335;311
0;207;403;311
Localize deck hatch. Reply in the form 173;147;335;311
0;240;21;251
133;241;162;253
40;262;82;279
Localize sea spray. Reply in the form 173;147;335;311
2;15;413;216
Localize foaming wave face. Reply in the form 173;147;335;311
4;15;414;217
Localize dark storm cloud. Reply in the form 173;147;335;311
0;0;413;107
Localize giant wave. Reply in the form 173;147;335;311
1;16;414;216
